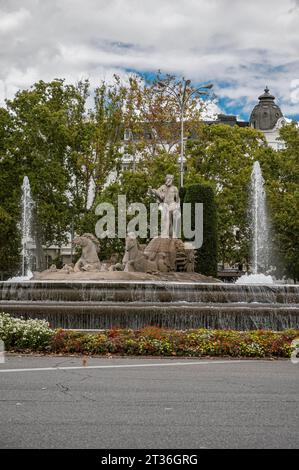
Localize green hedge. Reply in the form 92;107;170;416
179;186;187;214
183;184;218;277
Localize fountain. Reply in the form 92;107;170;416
21;176;34;278
0;173;298;330
7;176;34;281
237;161;274;285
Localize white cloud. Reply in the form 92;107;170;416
201;100;223;120
0;0;299;118
0;7;30;33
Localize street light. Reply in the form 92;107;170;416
156;77;213;188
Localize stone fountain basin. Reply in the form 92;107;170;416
0;279;299;330
32;271;221;283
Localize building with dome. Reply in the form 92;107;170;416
206;87;288;150
249;87;287;150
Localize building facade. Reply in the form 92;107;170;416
205;87;287;150
249;87;287;150
119;87;287;171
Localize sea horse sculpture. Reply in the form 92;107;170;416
73;233;101;272
123;233;162;273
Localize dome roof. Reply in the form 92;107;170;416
249;87;283;131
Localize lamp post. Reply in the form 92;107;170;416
156;77;213;188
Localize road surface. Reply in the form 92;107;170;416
0;355;298;449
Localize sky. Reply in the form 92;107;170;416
1;0;299;121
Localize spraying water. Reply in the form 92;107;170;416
237;161;273;285
250;161;271;274
7;176;34;282
21;176;34;278
7;176;34;281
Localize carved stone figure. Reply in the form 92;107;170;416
61;263;74;274
144;237;177;271
122;233;195;274
73;233;101;272
33;229;197;279
149;174;181;238
144;237;194;272
123;233;158;273
49;264;58;272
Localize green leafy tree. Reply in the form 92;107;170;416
0;107;21;274
183;184;218;277
185;123;270;269
0;78;126;271
115;73;206;167
259;123;299;282
0;207;20;276
3;79;84;268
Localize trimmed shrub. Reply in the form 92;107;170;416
183;184;218;277
179;186;187;214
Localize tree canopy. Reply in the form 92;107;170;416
0;75;298;282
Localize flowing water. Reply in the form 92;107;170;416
0;281;298;330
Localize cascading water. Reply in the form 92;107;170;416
237;161;273;285
1;281;298;330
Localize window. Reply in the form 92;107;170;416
124;129;132;141
121;162;132;171
277;142;285;150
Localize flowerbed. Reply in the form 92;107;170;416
0;313;298;358
0;312;54;350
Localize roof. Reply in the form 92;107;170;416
249;87;283;131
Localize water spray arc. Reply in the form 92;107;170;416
20;176;34;279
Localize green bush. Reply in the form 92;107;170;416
183;184;218;277
179;186;187;215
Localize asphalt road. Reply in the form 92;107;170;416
0;355;298;449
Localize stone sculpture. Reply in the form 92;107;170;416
149;174;181;238
73;233;102;272
122;232;159;273
33;175;196;279
122;233;195;274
